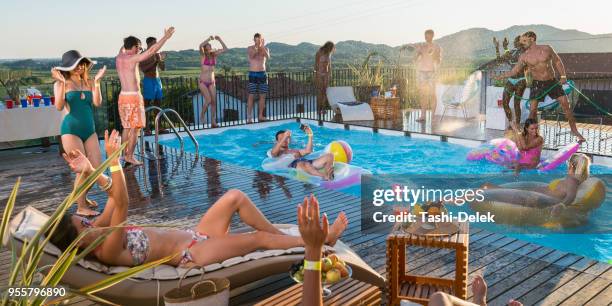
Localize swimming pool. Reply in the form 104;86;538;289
160;121;612;261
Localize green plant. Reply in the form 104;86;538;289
0;143;175;306
347;51;388;88
0;69;32;101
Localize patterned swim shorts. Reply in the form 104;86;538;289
118;93;145;129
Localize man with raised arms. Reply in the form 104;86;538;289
116;27;175;166
495;31;585;142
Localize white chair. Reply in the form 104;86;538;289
326;86;375;121
440;71;482;121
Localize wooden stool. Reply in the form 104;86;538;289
386;222;469;305
255;279;381;306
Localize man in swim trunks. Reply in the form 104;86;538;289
494;36;527;127
116;27;175;166
415;29;442;122
270;125;334;180
247;33;270;123
139;37;166;107
495;31;585;142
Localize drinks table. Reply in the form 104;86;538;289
0;107;65;142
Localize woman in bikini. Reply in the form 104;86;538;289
198;35;228;128
49;130;348;268
483;153;592;216
51;50;107;217
314;42;335;118
510;118;543;172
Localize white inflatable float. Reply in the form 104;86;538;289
261;141;370;190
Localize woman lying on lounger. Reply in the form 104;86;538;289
48;130;348;267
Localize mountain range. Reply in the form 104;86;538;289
2;24;611;72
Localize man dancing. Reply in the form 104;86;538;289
115;27;175;166
495;31;584;142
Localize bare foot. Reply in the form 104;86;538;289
472;275;487;306
325;212;348;246
125;157;142;166
574;132;586;143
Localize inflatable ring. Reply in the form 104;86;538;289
470;178;605;227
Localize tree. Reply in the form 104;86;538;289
0;69;32;101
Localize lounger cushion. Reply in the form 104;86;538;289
7;206;329;281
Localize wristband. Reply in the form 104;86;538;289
560;75;567;79
307;133;313;137
110;165;122;173
303;260;321;271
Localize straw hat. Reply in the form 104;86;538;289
54;50;96;71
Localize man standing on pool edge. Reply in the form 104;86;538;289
495;31;585;142
116;27;175;166
415;29;442;122
247;33;270;123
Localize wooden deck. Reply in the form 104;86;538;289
0;144;610;306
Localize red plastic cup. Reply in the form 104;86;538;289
497;98;503;107
6;100;13;109
50;96;55;105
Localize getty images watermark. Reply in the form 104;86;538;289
359;173;611;235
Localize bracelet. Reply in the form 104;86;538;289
110;165;122;173
100;176;113;192
307;133;313;137
303;260;322;271
560;75;567;79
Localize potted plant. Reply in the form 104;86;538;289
348;51;387;102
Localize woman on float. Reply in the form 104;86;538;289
510;118;543;171
483;153;591;215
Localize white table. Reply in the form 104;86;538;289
0;107;65;142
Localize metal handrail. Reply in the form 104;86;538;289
154;108;199;159
139;106;184;158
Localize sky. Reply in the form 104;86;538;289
1;0;611;59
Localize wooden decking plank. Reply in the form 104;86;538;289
487;255;582;304
583;283;612;306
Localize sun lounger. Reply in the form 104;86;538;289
5;206;385;305
326;86;375;121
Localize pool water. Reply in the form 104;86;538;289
161;122;612;261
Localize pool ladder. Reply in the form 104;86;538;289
139;106;199;159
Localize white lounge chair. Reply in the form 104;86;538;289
440;71;482;121
326;86;375;121
5;206;385;305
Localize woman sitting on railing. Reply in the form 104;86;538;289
48;130;348;267
198;35;228;128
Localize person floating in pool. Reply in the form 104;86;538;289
270;125;335;180
493;35;527;128
509;118;543;172
494;31;585;142
483;153;591;216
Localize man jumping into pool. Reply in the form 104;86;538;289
495;31;585;142
270;125;335;181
